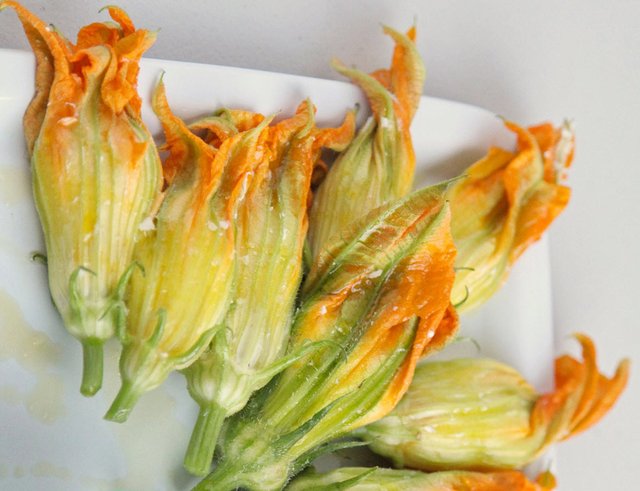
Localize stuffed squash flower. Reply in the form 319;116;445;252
182;102;355;475
194;182;458;491
360;334;629;470
449;121;574;311
308;25;425;262
104;80;268;422
287;467;556;491
1;2;162;395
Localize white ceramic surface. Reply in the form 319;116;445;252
0;49;553;491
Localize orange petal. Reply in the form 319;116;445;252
151;78;221;202
76;22;121;49
314;108;357;153
0;0;72;152
370;68;391;89
362;207;456;424
264;100;314;167
75;6;154;115
532;334;630;446
226;110;266;132
527;123;557;181
187;108;267;148
105;6;136;36
107;33;156;114
384;25;424;123
307;108;357;196
421;302;459;357
563;333;600;431
511;182;570;262
564;334;630;438
472;471;555;491
528;123;575;182
188;117;238;147
569;358;630;436
502;122;542;208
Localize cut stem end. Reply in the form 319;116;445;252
104;380;142;423
184;403;227;476
80;339;104;397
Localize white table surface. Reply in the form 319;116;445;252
1;1;638;490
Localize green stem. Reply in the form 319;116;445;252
184;402;227;476
80;339;104;397
192;460;243;491
104;380;142;423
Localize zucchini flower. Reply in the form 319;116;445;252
1;2;162;395
449;121;574;312
194;182;458;491
308;25;425;262
360;334;629;471
104;80;268;422
287;467;556;491
182;101;355;475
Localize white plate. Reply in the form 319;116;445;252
0;49;554;491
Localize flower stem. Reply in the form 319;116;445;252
192;460;243;491
184;402;227;476
80;339;103;397
104;380;141;422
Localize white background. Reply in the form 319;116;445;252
1;1;638;489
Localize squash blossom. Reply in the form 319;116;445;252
449;121;574;312
182;101;355;475
287;467;556;491
194;182;458;491
104;80;268;422
0;1;162;395
308;25;425;262
360;334;629;471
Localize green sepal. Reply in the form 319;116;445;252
68;266;97;329
251;339;340;390
274;395;349;454
289;467;377;491
105;320;224;422
290;440;369;478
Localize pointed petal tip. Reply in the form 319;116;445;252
553;333;630;440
